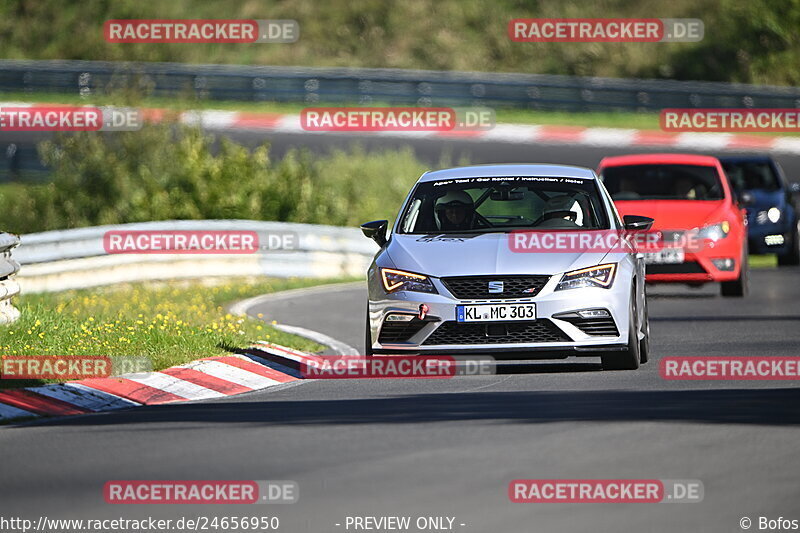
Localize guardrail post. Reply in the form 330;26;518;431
0;232;21;324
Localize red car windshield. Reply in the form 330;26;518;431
601;164;725;201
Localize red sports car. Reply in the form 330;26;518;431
597;154;748;297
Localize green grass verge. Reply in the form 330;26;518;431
749;254;778;269
1;90;665;129
0;277;358;390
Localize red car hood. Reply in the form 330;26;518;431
615;200;728;230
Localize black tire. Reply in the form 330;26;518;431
777;221;800;266
639;293;650;364
365;309;374;356
721;245;749;297
601;293;640;371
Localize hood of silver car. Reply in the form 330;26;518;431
386;233;612;277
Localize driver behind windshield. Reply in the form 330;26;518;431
537;194;582;228
434;190;475;231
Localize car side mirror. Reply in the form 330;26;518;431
739;191;756;207
623;215;654;232
360;220;388;247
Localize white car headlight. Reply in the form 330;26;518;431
380;268;437;294
555;264;617;291
767;207;781;223
697;221;730;241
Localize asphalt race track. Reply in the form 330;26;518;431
2;132;800;532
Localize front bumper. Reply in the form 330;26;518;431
368;274;633;356
644;237;744;284
747;224;794;255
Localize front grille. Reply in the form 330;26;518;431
558;316;619;337
441;275;550;300
646;261;706;274
378;318;428;343
422;319;569;345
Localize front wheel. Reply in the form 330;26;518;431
777;221;800;266
364;308;374;356
721;247;749;297
601;293;640;371
639;293;650;364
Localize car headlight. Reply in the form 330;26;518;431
697;221;730;241
555;263;617;291
380;268;437;294
767;207;781;223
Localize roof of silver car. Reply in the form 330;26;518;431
418;164;596;183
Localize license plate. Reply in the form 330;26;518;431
644;248;685;264
456;303;536;322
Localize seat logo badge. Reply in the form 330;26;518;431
488;281;504;293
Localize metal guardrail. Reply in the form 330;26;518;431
2;59;800;112
0;232;21;324
14;220;376;293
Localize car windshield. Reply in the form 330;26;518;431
398;176;610;234
721;161;781;192
601;164;725;201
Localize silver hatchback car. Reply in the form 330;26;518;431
361;164;654;370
